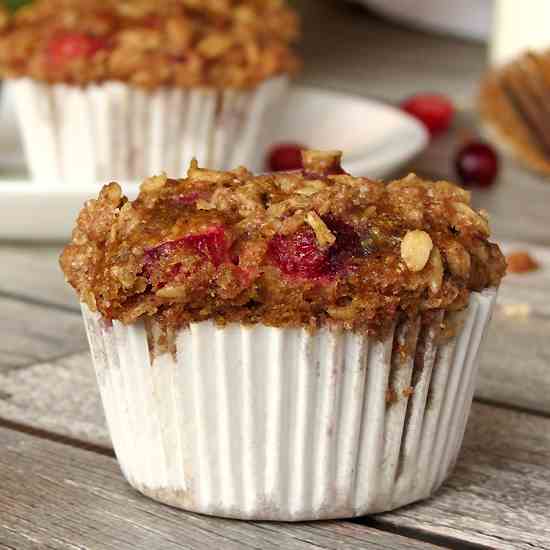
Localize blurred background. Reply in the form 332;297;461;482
2;0;549;245
1;3;550;547
1;0;549;415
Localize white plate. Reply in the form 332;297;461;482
0;85;427;241
353;0;492;42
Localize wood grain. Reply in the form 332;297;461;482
0;297;86;370
0;351;108;447
0;244;78;310
478;316;550;415
372;402;550;550
0;426;442;550
1;343;549;548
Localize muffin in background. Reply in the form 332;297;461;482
0;0;299;185
60;149;505;520
479;49;550;176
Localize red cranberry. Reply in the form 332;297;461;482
144;225;228;278
182;226;228;267
174;191;201;206
143;15;161;28
401;93;454;136
267;143;306;172
268;218;364;279
269;228;328;278
325;218;363;273
455;141;499;188
48;32;108;65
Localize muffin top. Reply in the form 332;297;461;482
0;0;299;89
60;150;506;337
479;50;550;175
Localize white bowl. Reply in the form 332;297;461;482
352;0;493;42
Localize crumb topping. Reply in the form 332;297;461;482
60;150;506;336
0;0;299;88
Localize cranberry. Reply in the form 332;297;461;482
325;218;363;273
143;15;161;28
401;93;454;136
173;191;201;206
268;218;364;279
267;143;306;172
183;226;228;267
455;141;499;188
48;32;108;65
144;225;228;278
269;228;328;278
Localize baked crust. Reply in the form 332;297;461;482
0;0;299;89
60;150;506;336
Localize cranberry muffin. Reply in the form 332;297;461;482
61;150;505;520
0;0;299;185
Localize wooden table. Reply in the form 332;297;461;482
2;2;550;549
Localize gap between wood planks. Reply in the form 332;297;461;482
0;417;113;458
0;415;478;550
0;289;80;316
474;397;550;420
357;519;494;550
0;414;519;550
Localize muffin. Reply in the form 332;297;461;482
480;49;550;176
60;150;505;520
0;0;299;185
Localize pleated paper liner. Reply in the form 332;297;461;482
82;289;496;521
8;76;288;185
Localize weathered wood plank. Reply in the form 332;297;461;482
0;351;108;447
1;344;549;548
478;316;550;415
0;244;77;310
0;297;86;370
0;426;441;550
373;402;550;550
497;242;550;317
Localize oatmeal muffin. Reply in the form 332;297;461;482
0;0;299;184
61;150;505;520
480;49;550;176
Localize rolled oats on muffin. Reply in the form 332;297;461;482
61;150;505;520
0;0;299;185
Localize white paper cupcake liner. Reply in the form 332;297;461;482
82;289;496;521
7;76;288;186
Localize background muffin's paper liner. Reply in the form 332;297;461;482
82;289;496;521
7;76;288;186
